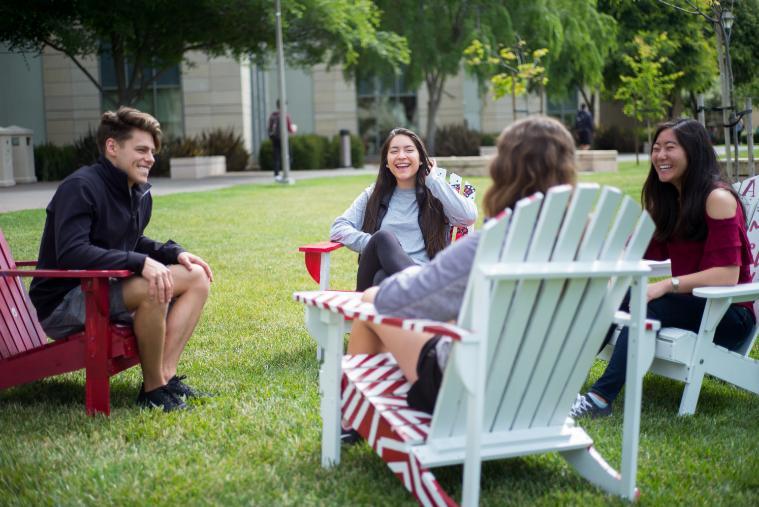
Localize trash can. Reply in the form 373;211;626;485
339;129;352;168
5;126;36;183
0;127;15;187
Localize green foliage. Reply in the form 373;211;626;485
593;125;640;152
614;33;684;127
361;0;513;153
0;0;407;107
259;134;365;171
434;123;482;157
598;0;716;112
465;38;549;101
33;143;77;182
200;129;250;172
290;135;329;171
541;0;618;102
72;130;100;166
479;132;499;146
35;129;250;181
731;0;759;99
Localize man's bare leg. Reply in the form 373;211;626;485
121;278;169;391
162;264;210;379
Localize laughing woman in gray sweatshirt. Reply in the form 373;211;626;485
330;127;477;291
345;116;578;426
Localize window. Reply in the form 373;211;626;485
100;50;184;138
357;73;417;158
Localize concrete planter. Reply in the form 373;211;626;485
438;149;618;177
170;156;226;179
575;150;618;173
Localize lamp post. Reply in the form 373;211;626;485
275;0;293;184
715;8;735;177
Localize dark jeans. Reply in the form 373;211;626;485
591;293;755;403
271;137;281;176
356;230;416;291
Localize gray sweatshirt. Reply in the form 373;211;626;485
374;232;480;322
330;173;477;265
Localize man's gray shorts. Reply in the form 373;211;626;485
40;280;133;340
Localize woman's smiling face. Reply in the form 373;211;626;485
386;134;421;189
652;128;688;190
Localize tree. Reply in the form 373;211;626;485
361;0;513;154
0;0;408;108
599;0;716;117
728;0;759;100
464;38;549;120
614;32;684;163
541;0;617;107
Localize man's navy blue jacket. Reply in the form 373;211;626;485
30;156;184;322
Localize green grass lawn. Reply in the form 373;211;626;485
1;168;758;506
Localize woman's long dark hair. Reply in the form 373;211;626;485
361;128;448;259
642;118;743;242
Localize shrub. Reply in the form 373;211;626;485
200;128;250;172
593;125;637;152
479;132;498;147
350;134;365;168
258;140;275;172
258;133;364;171
153;136;204;177
34;143;77;182
434;123;481;156
72;130;100;167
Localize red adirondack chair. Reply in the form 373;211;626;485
0;227;140;416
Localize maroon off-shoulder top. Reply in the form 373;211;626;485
645;201;754;312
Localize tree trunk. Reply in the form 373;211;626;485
425;72;446;155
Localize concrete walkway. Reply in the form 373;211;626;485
0;167;375;213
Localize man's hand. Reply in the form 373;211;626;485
177;252;214;282
361;286;379;303
142;257;174;303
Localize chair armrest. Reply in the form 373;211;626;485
294;290;470;341
614;310;661;332
15;260;37;267
0;268;132;279
693;282;759;303
644;259;672;278
298;241;343;254
299;241;344;288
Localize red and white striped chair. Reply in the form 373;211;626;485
294;184;657;505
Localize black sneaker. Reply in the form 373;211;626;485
167;375;212;399
569;393;612;419
341;427;361;445
136;385;188;412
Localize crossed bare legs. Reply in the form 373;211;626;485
348;319;433;388
122;264;210;391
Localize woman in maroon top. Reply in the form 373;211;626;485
572;118;756;418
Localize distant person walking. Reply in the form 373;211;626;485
575;103;594;150
267;99;297;180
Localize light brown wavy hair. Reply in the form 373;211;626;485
484;115;577;217
96;107;163;154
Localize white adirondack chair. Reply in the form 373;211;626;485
599;175;759;415
299;170;476;291
294;184;657;506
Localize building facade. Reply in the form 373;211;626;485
2;46;586;164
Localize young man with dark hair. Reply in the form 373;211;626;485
30;107;213;412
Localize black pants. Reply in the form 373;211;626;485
591;292;755;403
356;230;416;291
271;136;282;176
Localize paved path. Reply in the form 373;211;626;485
0;167;375;213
